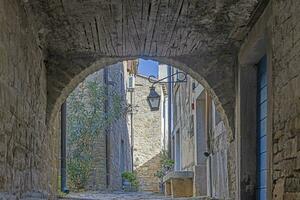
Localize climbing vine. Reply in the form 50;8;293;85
66;79;125;190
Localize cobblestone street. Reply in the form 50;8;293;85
60;191;196;200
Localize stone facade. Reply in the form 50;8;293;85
131;75;163;192
170;70;230;199
106;64;132;191
237;1;300;199
271;1;300;199
66;63;131;191
172;72;196;171
66;69;106;191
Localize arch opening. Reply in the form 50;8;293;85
53;57;234;198
47;56;233;139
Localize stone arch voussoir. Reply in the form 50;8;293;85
46;54;235;140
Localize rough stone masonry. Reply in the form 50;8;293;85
270;1;300;199
132;75;163;192
0;0;51;198
0;0;299;199
65;63;132;191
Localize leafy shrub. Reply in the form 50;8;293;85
66;79;126;190
122;171;139;189
154;150;174;179
67;158;92;190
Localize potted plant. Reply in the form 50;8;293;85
121;171;139;192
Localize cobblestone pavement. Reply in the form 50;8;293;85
60;191;173;200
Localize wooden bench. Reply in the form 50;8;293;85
163;171;194;198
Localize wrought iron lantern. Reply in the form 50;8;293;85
147;70;187;111
147;86;161;111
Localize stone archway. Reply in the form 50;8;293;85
46;54;235;140
3;0;300;199
45;53;236;197
25;0;260;196
35;0;260;140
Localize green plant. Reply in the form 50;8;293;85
154;151;174;179
67;158;92;190
122;171;139;189
66;79;125;190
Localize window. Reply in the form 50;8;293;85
171;135;175;160
120;140;125;173
173;88;179;123
189;115;194;137
128;75;135;89
175;130;181;170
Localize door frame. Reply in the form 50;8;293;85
237;2;273;199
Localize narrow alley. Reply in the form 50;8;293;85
0;0;299;199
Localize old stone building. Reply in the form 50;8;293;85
0;0;299;199
129;73;164;192
65;63;132;191
164;68;230;198
106;63;132;191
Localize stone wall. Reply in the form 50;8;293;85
0;0;51;198
132;75;162;192
211;115;229;198
172;71;232;198
66;69;107;190
271;1;300;199
107;63;132;191
237;1;300;199
173;75;196;171
66;63;131;191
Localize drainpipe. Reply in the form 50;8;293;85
167;66;172;158
104;67;110;188
205;92;213;197
208;144;213;197
61;102;69;193
130;88;134;172
163;97;166;151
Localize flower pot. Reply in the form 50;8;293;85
122;179;138;192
